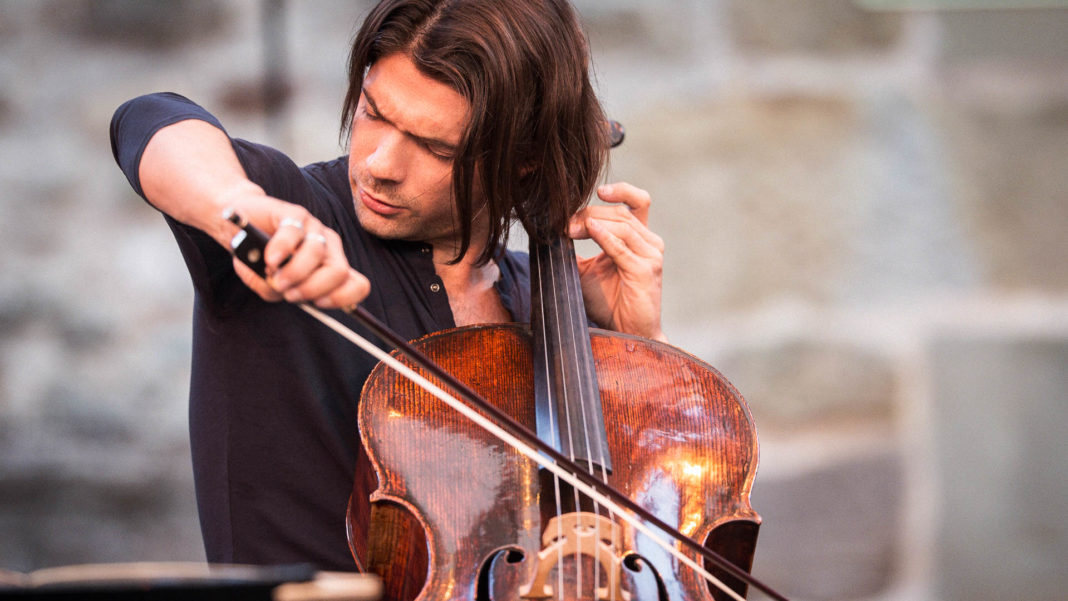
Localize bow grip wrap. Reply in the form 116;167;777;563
223;209;270;278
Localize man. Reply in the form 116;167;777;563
111;0;664;572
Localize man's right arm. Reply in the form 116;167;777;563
138;117;268;250
111;95;369;309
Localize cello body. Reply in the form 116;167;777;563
347;324;760;601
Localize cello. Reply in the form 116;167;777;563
342;236;767;601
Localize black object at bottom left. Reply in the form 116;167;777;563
0;562;381;601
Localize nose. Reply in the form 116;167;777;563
364;130;406;184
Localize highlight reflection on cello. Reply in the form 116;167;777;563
110;0;782;599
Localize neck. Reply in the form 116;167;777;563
432;241;495;292
428;212;493;277
430;237;511;326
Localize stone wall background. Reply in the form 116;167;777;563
1;1;1065;600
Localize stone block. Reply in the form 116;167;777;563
937;93;1068;292
929;335;1068;600
0;469;203;571
43;0;229;49
748;451;904;600
608;93;864;316
578;1;721;59
938;8;1068;64
717;338;897;427
728;0;904;55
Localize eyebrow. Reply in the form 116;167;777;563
363;87;459;155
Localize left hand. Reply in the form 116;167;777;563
569;182;667;342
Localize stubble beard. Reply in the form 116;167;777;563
352;178;459;247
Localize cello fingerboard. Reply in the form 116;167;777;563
529;236;613;475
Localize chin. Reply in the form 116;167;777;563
355;211;414;241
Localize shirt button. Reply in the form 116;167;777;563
430;283;441;293
421;246;431;254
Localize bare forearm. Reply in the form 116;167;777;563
131;116;369;309
137;118;270;248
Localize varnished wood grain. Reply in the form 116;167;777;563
349;325;760;601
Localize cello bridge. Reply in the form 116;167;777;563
519;511;630;601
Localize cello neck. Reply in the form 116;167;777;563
529;236;613;474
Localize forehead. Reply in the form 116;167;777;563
363;53;469;144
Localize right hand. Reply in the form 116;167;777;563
224;195;370;310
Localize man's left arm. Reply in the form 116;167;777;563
569;182;668;343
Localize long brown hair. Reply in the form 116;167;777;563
342;0;608;264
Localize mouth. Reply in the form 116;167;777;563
358;184;403;217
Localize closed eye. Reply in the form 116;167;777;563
424;143;455;161
362;104;382;121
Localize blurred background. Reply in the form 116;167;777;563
1;1;1066;600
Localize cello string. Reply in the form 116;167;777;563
299;303;748;601
545;240;586;597
532;244;568;599
577;237;616;598
556;238;612;597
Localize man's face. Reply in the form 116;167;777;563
348;53;471;250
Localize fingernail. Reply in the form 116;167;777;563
284;289;303;303
271;276;289;290
598;184;613;196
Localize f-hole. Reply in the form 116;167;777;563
622;553;669;601
477;547;526;601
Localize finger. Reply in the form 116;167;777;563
571;205;664;253
596;182;651;224
270;228;331;291
282;261;348;303
233;257;283;302
264;212;309;268
569;204;637;238
312;269;372;310
603;213;665;255
585;217;663;269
